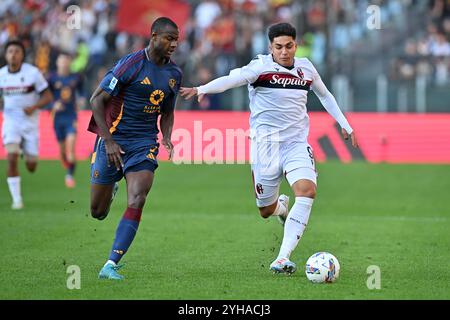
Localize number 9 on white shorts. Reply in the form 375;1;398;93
250;140;317;207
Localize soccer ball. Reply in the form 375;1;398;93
305;252;340;283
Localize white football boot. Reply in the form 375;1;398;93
11;200;24;210
270;257;297;275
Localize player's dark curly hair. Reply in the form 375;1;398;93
268;23;296;42
4;39;26;57
151;17;178;33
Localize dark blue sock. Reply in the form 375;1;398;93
109;207;142;263
67;162;76;176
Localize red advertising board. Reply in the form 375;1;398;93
0;111;449;164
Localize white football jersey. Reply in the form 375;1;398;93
0;63;49;126
236;54;319;142
197;54;352;142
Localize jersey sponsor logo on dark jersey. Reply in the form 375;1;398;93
252;73;312;91
1;85;35;96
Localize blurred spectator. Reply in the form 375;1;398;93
34;39;59;76
194;0;222;38
429;32;450;57
88;23;107;67
71;40;89;73
191;66;222;110
0;0;448;111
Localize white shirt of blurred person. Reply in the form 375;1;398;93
194;0;222;33
180;23;358;274
0;40;53;210
430;33;450;57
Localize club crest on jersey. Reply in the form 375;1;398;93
297;68;304;79
169;78;176;88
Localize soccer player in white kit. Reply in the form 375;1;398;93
180;23;358;274
0;40;53;209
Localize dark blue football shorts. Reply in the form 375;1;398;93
90;136;159;185
54;117;77;142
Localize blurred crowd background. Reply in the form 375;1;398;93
0;0;449;112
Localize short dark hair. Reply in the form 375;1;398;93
5;39;25;56
151;17;178;34
268;23;296;42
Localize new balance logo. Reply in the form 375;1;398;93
140;77;151;85
289;217;302;224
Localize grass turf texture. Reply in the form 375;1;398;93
0;160;449;300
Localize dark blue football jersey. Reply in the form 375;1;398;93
88;49;182;143
48;72;84;120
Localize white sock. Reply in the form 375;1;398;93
105;260;116;267
271;198;288;217
277;197;314;259
7;176;22;204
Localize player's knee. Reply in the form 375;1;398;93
258;199;279;218
128;193;147;209
26;162;37;173
293;180;317;199
298;186;316;199
91;206;107;220
67;154;75;163
259;207;273;219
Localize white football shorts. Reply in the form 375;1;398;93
1;117;39;157
250;139;317;207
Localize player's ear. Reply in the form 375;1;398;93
268;43;273;54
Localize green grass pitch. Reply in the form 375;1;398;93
0;160;449;299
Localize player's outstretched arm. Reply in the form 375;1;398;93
311;74;358;148
180;70;248;102
179;87;203;102
90;85;125;170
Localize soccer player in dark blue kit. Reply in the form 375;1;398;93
48;52;85;188
88;17;182;280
